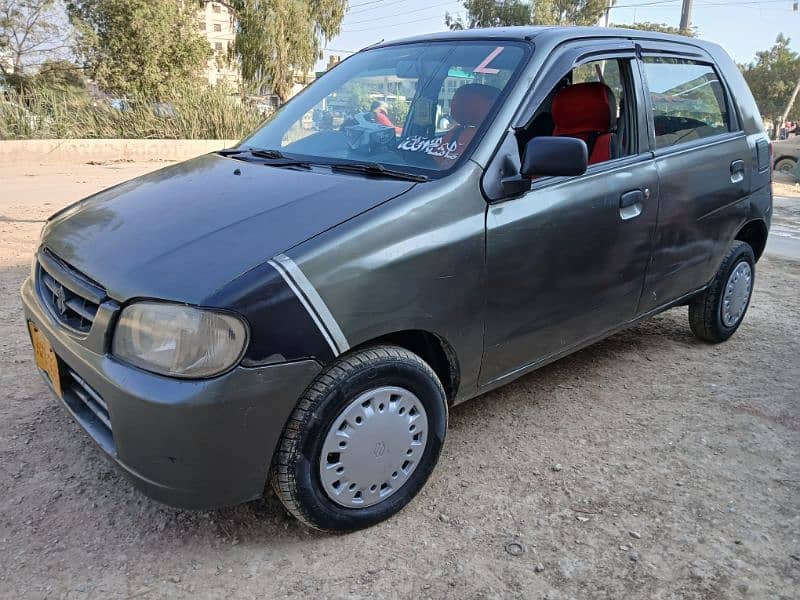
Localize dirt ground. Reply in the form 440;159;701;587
1;161;799;599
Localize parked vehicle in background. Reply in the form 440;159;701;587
21;26;771;532
773;136;800;177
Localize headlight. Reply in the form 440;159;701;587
112;302;248;378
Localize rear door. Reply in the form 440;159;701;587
636;43;752;312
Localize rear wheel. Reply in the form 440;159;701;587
271;345;447;532
689;241;755;343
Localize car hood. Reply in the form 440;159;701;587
42;153;415;303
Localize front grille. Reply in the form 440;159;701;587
63;367;115;455
36;249;106;333
67;368;111;431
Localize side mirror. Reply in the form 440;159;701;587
521;136;588;178
499;136;589;198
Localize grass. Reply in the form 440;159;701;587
0;85;267;140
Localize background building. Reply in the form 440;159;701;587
195;2;325;102
197;1;240;88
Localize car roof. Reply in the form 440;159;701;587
373;25;717;52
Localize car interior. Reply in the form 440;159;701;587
432;83;501;166
519;59;638;168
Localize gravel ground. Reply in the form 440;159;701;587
1;162;799;599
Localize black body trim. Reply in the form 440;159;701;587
206;262;335;366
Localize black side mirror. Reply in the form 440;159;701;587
521;136;588;178
500;136;589;197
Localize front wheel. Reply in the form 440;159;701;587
271;345;447;532
774;157;797;175
689;240;755;343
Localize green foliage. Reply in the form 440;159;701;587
2;58;86;97
342;81;374;113
231;0;346;102
0;84;265;140
611;21;697;37
445;0;530;29
532;0;606;25
35;59;86;92
445;0;606;30
387;100;409;126
67;0;211;98
740;34;800;125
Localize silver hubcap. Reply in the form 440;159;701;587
319;386;428;508
721;261;752;327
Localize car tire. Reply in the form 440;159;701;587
270;345;448;532
689;240;755;343
774;157;797;174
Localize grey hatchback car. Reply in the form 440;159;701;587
22;27;772;531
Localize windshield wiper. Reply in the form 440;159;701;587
249;148;287;160
330;162;428;182
218;147;310;169
218;146;283;158
217;147;249;156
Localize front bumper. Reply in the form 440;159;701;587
21;275;321;509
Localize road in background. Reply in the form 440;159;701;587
769;195;800;261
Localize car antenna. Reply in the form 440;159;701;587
361;39;384;51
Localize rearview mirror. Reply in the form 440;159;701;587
521;136;588;178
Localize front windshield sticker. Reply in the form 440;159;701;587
398;136;460;160
474;47;504;74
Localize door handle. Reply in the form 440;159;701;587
619;189;645;220
620;189;644;208
730;160;745;183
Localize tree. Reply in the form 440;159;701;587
610;21;697;37
740;34;800;137
445;0;530;29
445;0;606;30
0;0;71;76
532;0;606;25
230;0;346;102
67;0;211;98
35;58;85;91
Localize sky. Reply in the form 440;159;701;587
318;0;800;69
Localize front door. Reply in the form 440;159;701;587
480;52;659;386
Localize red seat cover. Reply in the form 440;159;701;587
551;82;617;164
436;84;500;166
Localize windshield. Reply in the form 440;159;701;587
241;41;528;176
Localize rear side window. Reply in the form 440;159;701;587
642;58;730;149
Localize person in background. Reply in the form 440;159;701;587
371;101;403;136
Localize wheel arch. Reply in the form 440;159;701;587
735;219;768;262
349;329;460;403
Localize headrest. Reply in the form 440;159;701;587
451;84;501;127
552;82;617;136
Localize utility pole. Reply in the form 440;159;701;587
679;0;693;34
601;0;613;27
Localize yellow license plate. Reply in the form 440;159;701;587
28;322;62;397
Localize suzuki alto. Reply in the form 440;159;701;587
22;26;772;531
